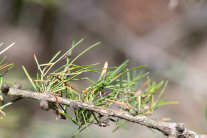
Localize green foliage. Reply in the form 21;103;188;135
22;39;177;136
0;43;14;119
0;43;14;91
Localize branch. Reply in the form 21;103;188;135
2;88;203;138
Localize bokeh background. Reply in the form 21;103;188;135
0;0;207;138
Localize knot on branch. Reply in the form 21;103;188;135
39;91;51;111
98;114;110;127
1;83;10;95
176;123;187;138
40;100;49;111
175;123;199;138
176;123;185;133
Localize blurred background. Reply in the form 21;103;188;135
0;0;207;137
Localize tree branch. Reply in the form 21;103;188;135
4;88;202;138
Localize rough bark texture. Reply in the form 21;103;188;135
4;88;203;138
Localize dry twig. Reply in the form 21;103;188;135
4;88;203;138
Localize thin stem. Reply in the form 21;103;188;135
0;97;22;110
